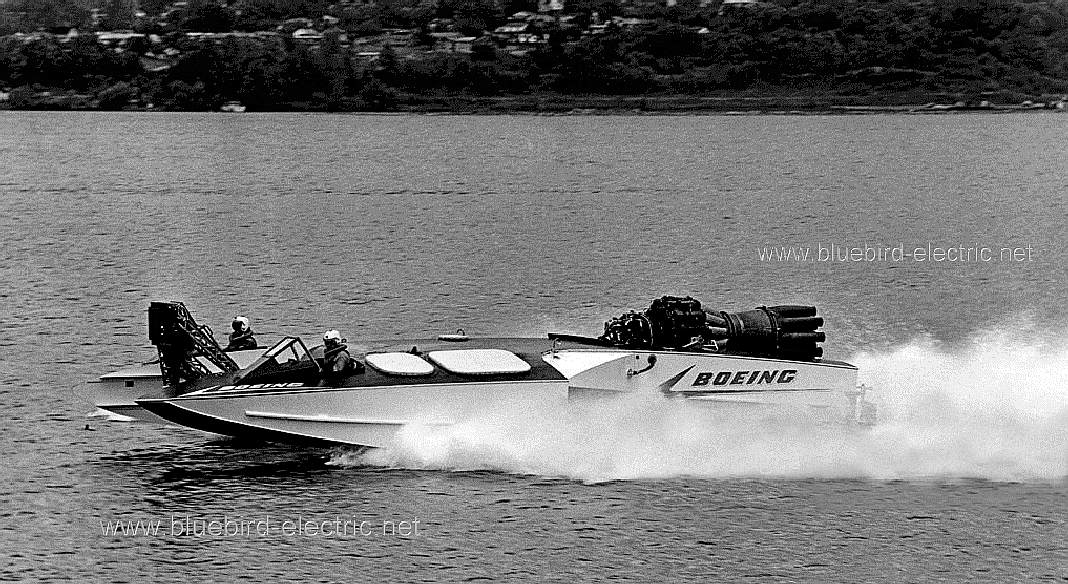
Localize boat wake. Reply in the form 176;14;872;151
332;325;1068;482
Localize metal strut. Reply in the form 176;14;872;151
148;301;239;388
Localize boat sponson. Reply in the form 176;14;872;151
136;398;362;448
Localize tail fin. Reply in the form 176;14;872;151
148;302;239;388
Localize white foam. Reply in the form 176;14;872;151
334;325;1068;482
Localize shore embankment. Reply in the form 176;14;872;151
4;90;1066;114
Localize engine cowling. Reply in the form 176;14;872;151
599;297;826;360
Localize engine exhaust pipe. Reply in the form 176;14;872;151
781;331;826;343
768;305;817;318
780;316;824;331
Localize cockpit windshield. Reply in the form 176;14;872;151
238;336;318;383
263;337;313;364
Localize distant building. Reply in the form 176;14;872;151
9;32;52;43
281;17;314;29
513;33;546;46
384;28;414;45
428;18;455;33
719;0;758;12
619;0;675;9
292;28;323;43
430;31;461;51
182;31;279;45
96;31;146;46
58;28;80;43
537;0;563;12
613;16;653;29
493;22;531;39
139;54;174;72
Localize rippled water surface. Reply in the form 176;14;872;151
1;112;1066;581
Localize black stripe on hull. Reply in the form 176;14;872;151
97;404;144;416
136;400;368;449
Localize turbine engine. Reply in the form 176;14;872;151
600;296;826;360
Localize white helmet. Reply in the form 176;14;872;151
233;316;250;330
323;329;342;342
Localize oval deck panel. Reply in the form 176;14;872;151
426;349;532;375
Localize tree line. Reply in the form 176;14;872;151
2;0;1067;110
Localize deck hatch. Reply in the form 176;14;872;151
427;349;532;375
365;352;435;376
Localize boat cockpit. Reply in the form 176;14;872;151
235;337;322;384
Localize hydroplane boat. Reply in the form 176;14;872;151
103;298;872;447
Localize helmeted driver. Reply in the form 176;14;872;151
322;329;355;379
225;316;257;351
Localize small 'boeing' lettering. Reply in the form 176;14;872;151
216;382;306;391
692;370;797;386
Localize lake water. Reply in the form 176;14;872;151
1;112;1065;581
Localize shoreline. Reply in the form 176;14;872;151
3;92;1066;115
387;93;1068;115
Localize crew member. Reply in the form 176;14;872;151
225;316;257;351
322;329;358;380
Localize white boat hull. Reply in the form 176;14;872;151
138;346;861;447
140;379;571;447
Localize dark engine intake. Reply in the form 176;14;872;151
599;296;826;360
